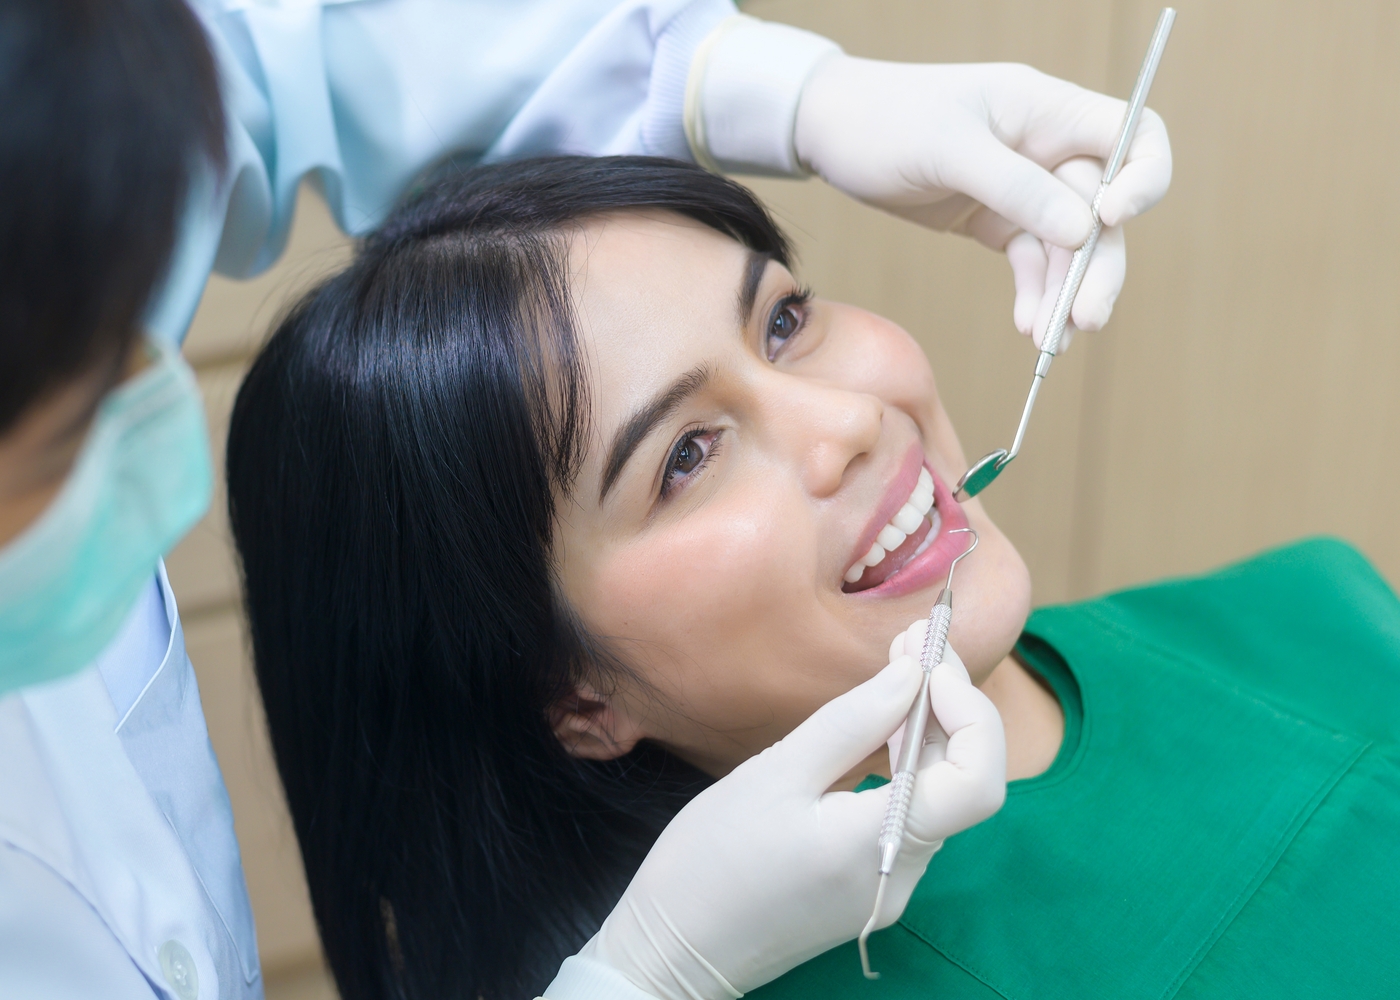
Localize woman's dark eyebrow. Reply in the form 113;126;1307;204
599;364;713;503
738;250;772;326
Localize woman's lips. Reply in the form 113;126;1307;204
843;462;970;598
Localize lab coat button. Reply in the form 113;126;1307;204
159;939;199;1000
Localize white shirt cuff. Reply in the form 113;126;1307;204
684;15;842;176
539;954;660;1000
641;0;740;161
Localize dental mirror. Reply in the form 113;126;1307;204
953;7;1175;503
954;448;1009;501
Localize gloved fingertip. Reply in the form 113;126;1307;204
1072;291;1115;333
1099;161;1170;226
1097;194;1139;229
1096;200;1125;229
1071;305;1106;333
1094;181;1128;227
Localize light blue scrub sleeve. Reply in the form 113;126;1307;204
149;0;736;343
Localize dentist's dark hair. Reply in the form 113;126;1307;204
227;156;791;1000
0;0;225;431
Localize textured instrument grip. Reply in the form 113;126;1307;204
1040;219;1101;358
919;603;952;673
877;769;916;873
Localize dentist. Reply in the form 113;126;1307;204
0;1;1166;998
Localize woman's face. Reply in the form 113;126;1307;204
554;210;1031;779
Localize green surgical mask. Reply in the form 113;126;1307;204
0;338;212;694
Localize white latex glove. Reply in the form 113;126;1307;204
572;644;1005;1000
795;57;1170;347
683;16;1170;349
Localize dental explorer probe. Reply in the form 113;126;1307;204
858;527;979;980
954;7;1177;502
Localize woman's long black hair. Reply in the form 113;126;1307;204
226;157;791;1000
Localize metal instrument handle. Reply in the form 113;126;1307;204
1005;7;1176;463
877;769;916;875
1040;8;1174;361
1104;7;1176;185
879;593;954;873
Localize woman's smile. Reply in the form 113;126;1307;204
840;443;971;597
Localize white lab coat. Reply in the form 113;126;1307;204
150;0;736;342
0;2;746;998
0;568;258;1000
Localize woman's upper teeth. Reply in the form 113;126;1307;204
844;468;936;583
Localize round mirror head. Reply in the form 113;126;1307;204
953;449;1010;501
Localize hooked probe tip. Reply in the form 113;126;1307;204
858;872;889;979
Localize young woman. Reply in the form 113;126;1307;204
227;156;1400;1000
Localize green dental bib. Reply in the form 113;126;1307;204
753;538;1400;999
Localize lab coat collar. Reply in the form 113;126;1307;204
0;668;224;997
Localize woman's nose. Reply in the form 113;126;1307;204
768;381;883;498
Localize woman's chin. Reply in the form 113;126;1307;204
922;511;1031;687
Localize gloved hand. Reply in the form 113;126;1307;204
682;15;1170;350
794;57;1171;347
574;641;1005;1000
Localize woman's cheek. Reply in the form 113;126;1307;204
821;305;938;403
585;501;801;689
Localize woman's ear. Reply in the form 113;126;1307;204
549;684;645;761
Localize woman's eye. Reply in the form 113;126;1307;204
766;294;809;359
673;438;704;475
661;429;718;497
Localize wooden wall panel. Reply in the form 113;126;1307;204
1080;0;1400;594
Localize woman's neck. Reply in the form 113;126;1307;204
981;653;1063;781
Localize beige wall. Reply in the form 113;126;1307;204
171;0;1400;989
